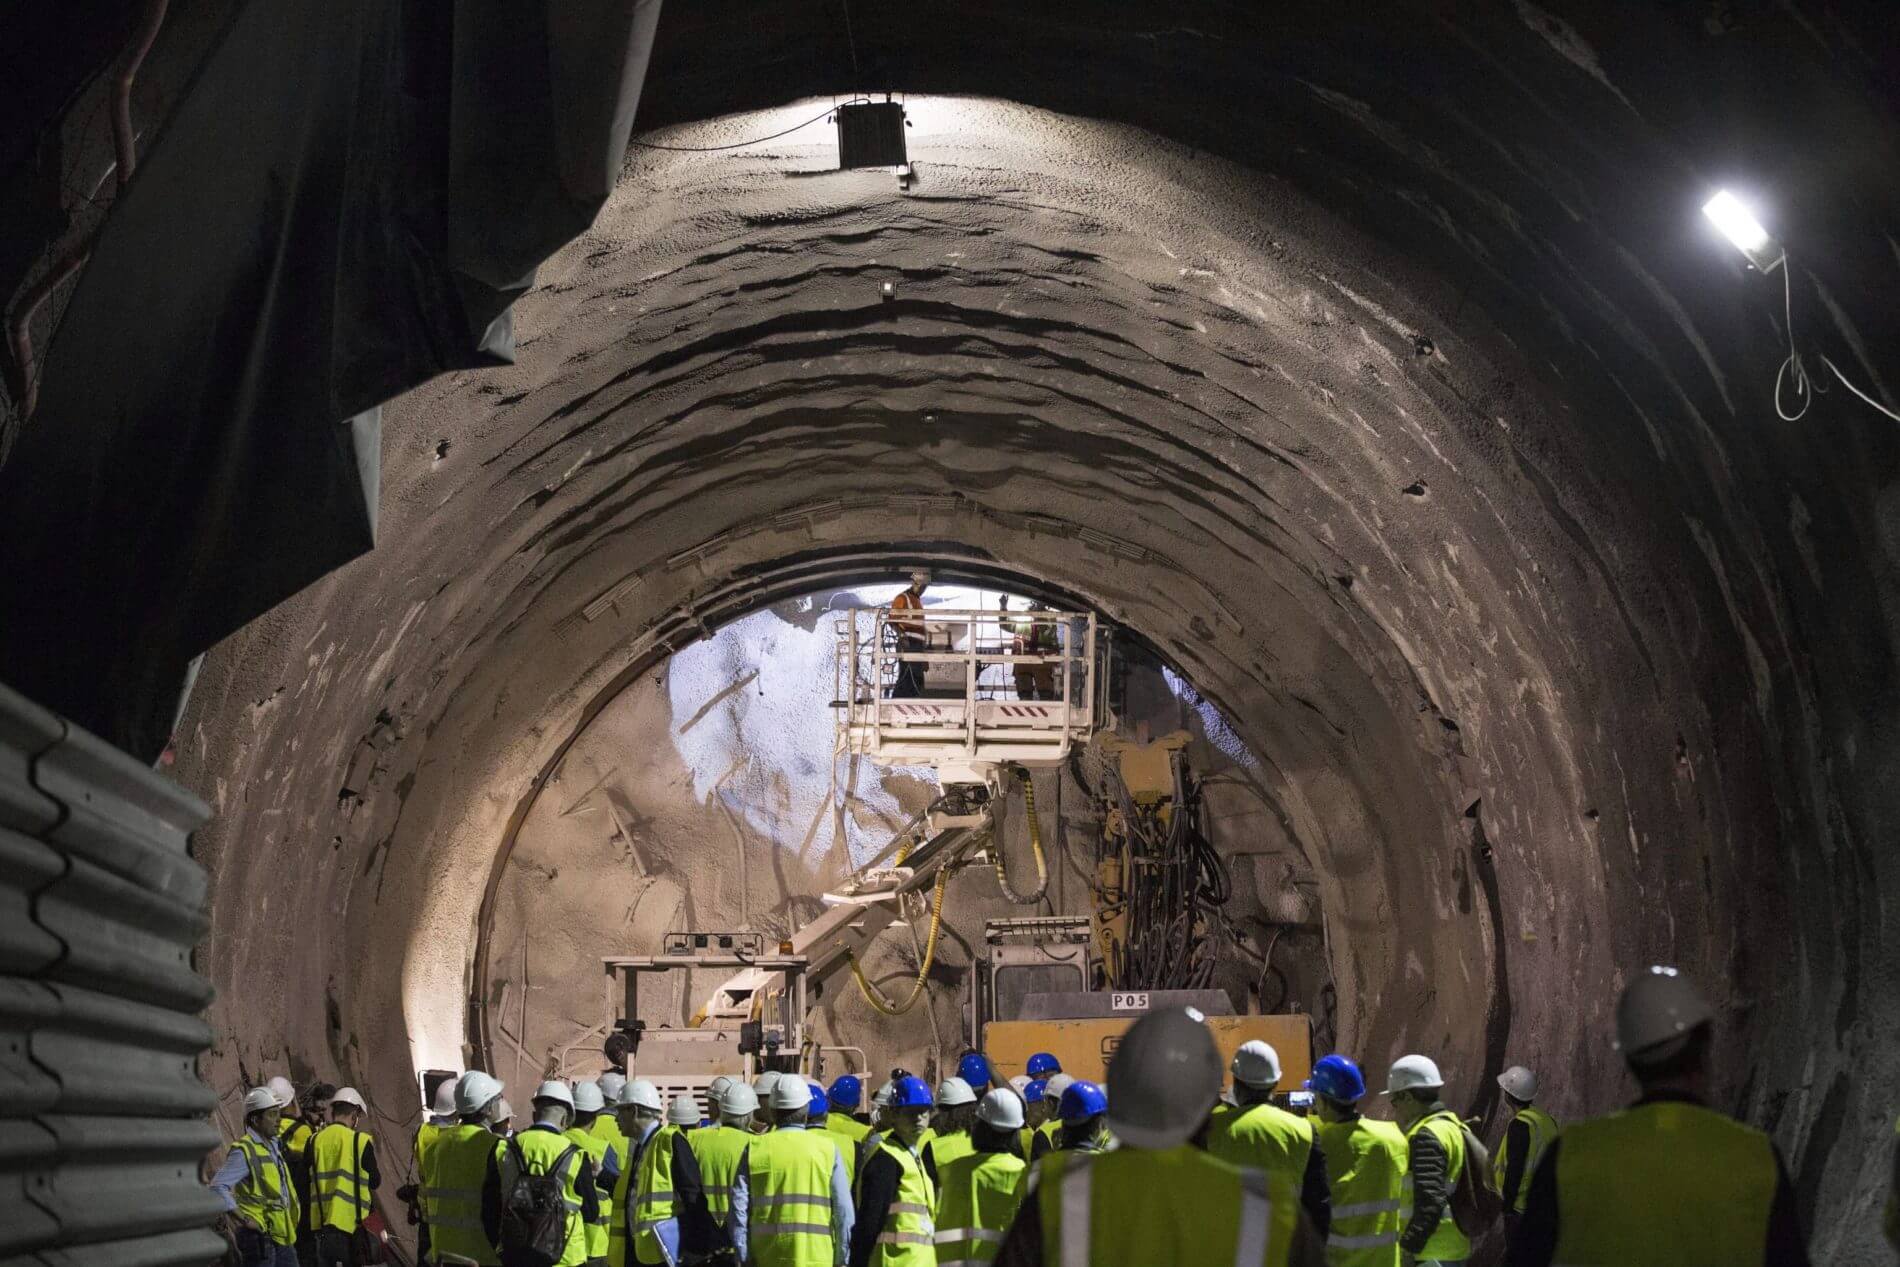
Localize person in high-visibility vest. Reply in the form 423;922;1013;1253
731;1074;856;1266
1382;1056;1468;1266
481;1081;597;1267
628;1094;719;1266
1026;1075;1075;1162
210;1087;302;1266
567;1081;622;1267
823;1075;872;1185
1491;1064;1557;1244
923;1078;978;1186
609;1080;664;1267
933;1090;1027;1267
403;1077;459;1265
1046;1080;1114;1158
301;1087;381;1267
886;572;930;698
993;1007;1326;1265
847;1075;935;1267
752;1071;786;1134
1509;966;1812;1266
691;1080;756;1233
425;1070;507;1267
1304;1055;1407;1267
1205;1040;1331;1237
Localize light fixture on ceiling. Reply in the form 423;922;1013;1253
1702;190;1784;273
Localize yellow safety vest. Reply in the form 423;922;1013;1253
932;1149;1024;1267
1402;1111;1469;1261
608;1126;647;1267
307;1122;374;1233
747;1126;843;1267
1493;1105;1558;1214
567;1123;613;1261
924;1129;976;1177
633;1123;683;1265
822;1113;870;1184
1206;1102;1316;1191
424;1124;502;1267
279;1116;314;1158
690;1124;752;1225
1314;1117;1408;1266
499;1127;588;1267
232;1132;301;1246
868;1139;937;1267
591;1111;631;1170
1552;1100;1780;1265
1036;1145;1296;1266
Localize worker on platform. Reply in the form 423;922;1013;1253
935;1089;1028;1267
1383;1055;1468;1266
731;1074;856;1265
1306;1055;1407;1266
1507;966;1812;1266
481;1081;597;1267
1003;601;1059;700
887;571;931;698
300;1087;380;1267
212;1086;302;1267
751;1071;784;1134
691;1081;756;1233
925;1077;980;1185
1204;1040;1330;1238
425;1071;506;1267
609;1080;665;1267
567;1082;622;1267
991;1006;1324;1266
1046;1081;1113;1158
848;1074;934;1267
628;1095;718;1266
1492;1064;1556;1245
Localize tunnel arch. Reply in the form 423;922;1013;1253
169;68;1896;1259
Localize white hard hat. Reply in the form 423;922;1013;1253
1231;1040;1282;1089
935;1077;977;1108
330;1087;367;1113
244;1087;281;1114
598;1071;628;1101
721;1083;759;1116
266;1076;296;1108
753;1070;783;1098
532;1080;574;1109
1043;1073;1076;1100
667;1095;701;1125
1104;1007;1222;1150
771;1076;812;1112
456;1071;503;1116
430;1079;459;1117
1383;1055;1444;1096
572;1081;606;1113
1497;1065;1538;1102
709;1075;734;1105
976;1088;1025;1130
618;1078;663;1113
488;1097;513;1125
1615;965;1714;1060
1008;1075;1032;1094
871;1080;895;1109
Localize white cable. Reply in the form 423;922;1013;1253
1769;256;1898;426
1820;354;1900;425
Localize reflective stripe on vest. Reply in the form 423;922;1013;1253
933;1149;1026;1266
423;1125;502;1266
1206;1103;1315;1190
633;1123;682;1262
1494;1105;1559;1214
690;1124;753;1225
1314;1116;1408;1266
499;1128;587;1267
1551;1100;1779;1266
868;1141;937;1267
233;1133;301;1246
748;1126;842;1267
1039;1144;1296;1267
308;1123;374;1233
1403;1111;1470;1262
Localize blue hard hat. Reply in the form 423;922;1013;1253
957;1052;993;1090
1058;1079;1107;1122
1308;1054;1368;1103
1026;1052;1061;1077
828;1075;863;1109
890;1075;934;1109
1023;1078;1048;1104
810;1084;830;1117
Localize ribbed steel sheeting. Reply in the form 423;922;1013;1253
0;683;223;1265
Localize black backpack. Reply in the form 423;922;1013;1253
497;1136;578;1267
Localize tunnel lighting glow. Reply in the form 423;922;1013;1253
1702;190;1784;272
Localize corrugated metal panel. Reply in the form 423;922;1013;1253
0;683;224;1265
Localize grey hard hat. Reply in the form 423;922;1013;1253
1103;1007;1221;1150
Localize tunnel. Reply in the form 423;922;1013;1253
2;3;1897;1264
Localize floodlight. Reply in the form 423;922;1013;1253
1703;191;1784;272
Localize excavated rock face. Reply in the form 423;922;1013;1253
175;7;1897;1257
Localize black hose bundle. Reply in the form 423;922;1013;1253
1101;748;1233;991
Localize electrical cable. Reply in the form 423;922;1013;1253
845;863;950;1016
993;766;1050;904
1770;256;1898;425
628;99;871;153
1821;354;1900;425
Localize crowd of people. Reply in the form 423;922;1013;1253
213;966;1898;1266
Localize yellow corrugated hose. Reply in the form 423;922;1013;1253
847;863;951;1016
994;766;1049;903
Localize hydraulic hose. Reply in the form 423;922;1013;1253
847;864;951;1016
994;766;1050;904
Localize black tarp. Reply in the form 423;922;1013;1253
0;0;661;755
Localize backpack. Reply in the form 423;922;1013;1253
497;1137;578;1267
1449;1120;1503;1235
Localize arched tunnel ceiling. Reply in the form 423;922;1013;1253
152;6;1900;1257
